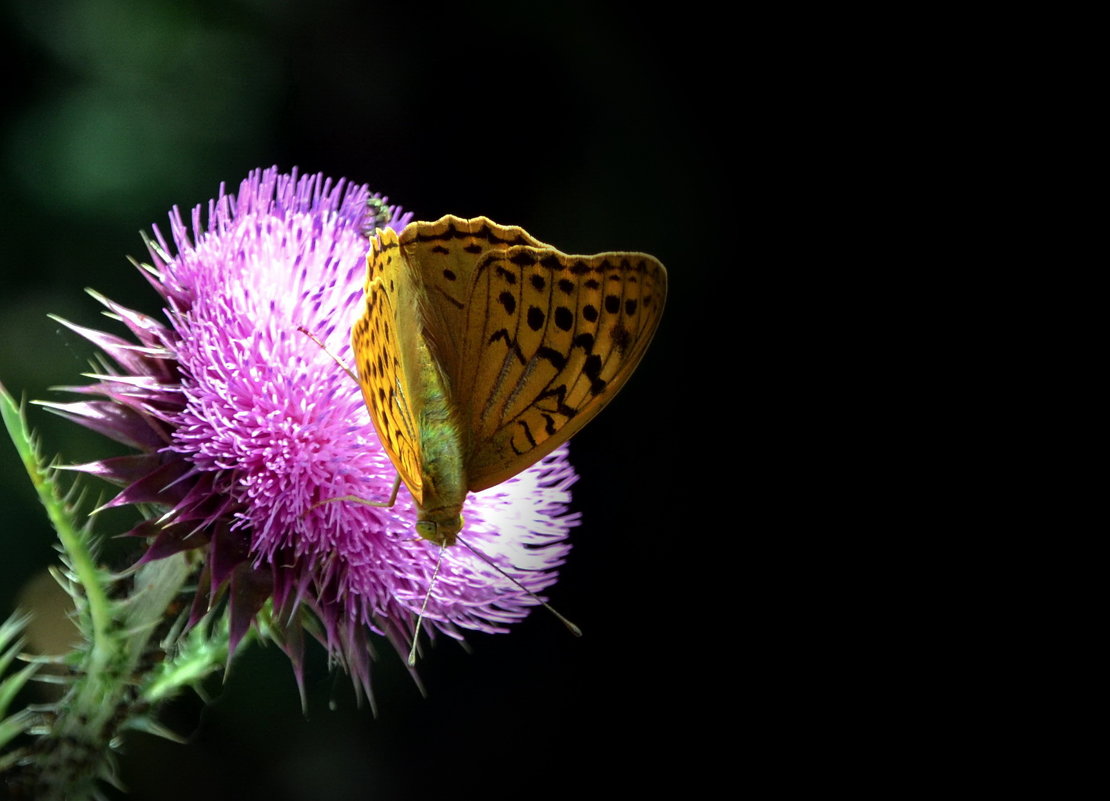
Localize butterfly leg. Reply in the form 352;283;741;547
408;541;447;666
310;474;402;510
297;325;359;383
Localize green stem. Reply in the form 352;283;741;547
3;389;112;642
2;384;226;799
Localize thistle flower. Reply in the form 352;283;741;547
46;166;579;698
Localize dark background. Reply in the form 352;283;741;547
0;2;728;799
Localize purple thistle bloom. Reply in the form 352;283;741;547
46;166;579;698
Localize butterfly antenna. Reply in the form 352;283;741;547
297;325;359;384
408;543;448;666
456;536;582;638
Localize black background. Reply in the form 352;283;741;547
0;2;731;799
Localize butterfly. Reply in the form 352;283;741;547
351;215;667;546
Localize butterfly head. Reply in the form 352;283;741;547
416;509;464;547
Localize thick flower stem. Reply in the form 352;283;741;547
31;554;193;801
2;384;214;799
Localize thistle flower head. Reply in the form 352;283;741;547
48;167;579;696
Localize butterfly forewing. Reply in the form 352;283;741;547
453;245;667;492
353;227;426;503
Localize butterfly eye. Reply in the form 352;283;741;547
416;520;437;542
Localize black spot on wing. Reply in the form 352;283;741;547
516;420;538;450
610;321;631;354
536;384;577;419
583;354;606;395
554;306;573;331
537;346;566;370
489;328;527;365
